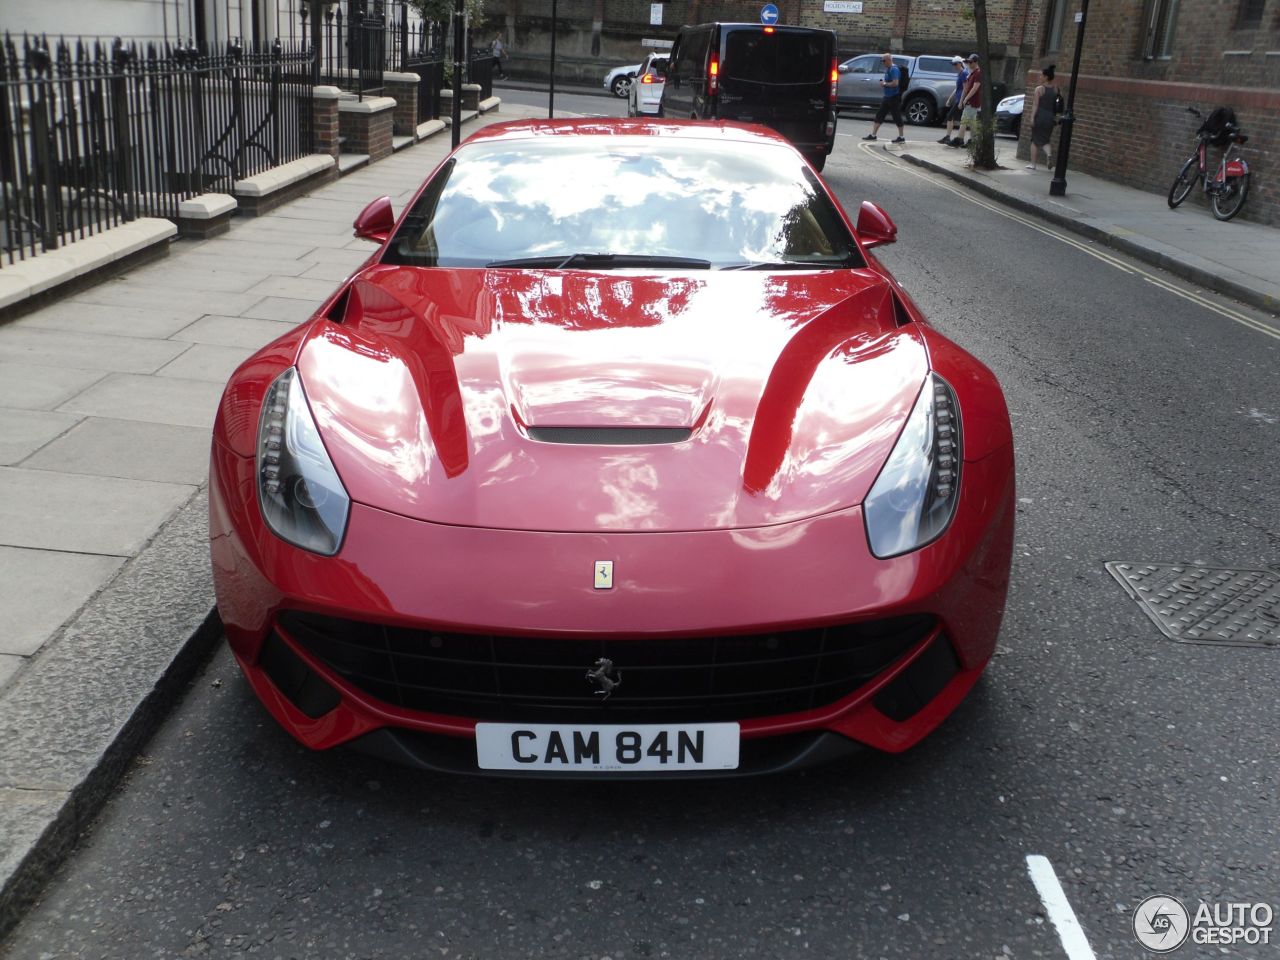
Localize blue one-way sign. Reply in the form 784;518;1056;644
760;3;779;24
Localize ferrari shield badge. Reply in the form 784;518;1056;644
594;560;614;590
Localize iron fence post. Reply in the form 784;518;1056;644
29;46;58;250
110;39;135;220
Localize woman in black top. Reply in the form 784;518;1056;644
1027;65;1058;171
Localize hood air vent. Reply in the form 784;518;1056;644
526;427;692;445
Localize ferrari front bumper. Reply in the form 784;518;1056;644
210;439;1015;771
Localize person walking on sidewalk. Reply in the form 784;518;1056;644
1027;64;1058;170
490;33;508;79
862;53;907;144
940;56;968;145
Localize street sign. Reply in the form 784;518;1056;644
650;3;663;26
760;3;779;24
824;1;863;11
641;38;674;48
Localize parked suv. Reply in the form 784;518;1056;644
837;54;1006;126
660;23;837;170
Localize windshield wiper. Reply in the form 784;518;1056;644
486;253;711;269
718;259;850;271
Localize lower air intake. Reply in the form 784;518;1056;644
275;612;940;724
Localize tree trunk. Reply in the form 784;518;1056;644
972;0;997;169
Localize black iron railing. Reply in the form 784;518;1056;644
0;33;313;268
302;0;388;98
467;53;493;101
401;14;444;122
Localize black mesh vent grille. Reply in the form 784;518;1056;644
525;427;692;445
275;612;938;724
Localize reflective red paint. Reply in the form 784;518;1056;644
209;119;1017;772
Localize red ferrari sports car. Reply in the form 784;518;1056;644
209;119;1014;777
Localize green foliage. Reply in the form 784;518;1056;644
411;0;485;23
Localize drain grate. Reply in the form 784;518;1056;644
1105;562;1280;648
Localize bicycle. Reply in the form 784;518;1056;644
1167;106;1251;221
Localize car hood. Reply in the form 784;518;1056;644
296;265;929;532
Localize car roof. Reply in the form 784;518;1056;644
463;118;795;150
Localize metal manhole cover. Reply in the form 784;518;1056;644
1105;562;1280;648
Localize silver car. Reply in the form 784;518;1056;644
837;54;965;126
603;62;643;98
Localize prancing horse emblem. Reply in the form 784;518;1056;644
586;658;622;699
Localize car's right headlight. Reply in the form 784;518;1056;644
863;373;962;559
256;367;350;556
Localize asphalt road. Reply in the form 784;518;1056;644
4;109;1278;960
494;83;628;118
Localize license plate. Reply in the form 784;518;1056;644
475;722;740;772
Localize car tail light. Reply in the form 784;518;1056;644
829;57;838;104
641;72;655;84
708;54;719;96
763;26;775;34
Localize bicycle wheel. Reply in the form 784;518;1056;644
1167;156;1199;208
1211;171;1250;221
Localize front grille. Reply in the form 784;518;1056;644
275;612;939;724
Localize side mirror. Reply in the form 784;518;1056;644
856;201;897;248
353;196;394;243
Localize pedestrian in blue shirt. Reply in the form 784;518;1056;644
939;56;968;144
862;53;906;143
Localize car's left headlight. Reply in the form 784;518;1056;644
256;367;350;556
863;373;962;559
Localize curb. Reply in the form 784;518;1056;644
898;152;1279;316
495;80;615;101
0;492;221;942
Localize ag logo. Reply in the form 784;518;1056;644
1134;895;1190;953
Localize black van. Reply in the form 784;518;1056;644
659;22;838;170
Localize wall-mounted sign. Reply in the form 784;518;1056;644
651;3;663;26
824;0;863;11
641;38;674;48
1074;10;1083;21
760;3;779;24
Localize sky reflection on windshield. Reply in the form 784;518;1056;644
393;137;858;268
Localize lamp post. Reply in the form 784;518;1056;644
1049;0;1088;197
450;0;463;146
548;0;558;117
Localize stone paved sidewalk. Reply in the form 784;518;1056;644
0;103;541;689
895;138;1280;316
0;100;547;937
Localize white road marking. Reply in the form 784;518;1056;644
1026;854;1099;960
852;141;1280;341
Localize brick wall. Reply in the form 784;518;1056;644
1019;0;1279;225
486;0;1035;83
385;76;420;136
309;89;341;161
339;102;395;162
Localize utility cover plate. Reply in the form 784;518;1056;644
1105;562;1280;648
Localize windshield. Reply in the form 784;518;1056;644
384;136;864;270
